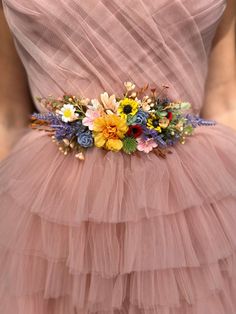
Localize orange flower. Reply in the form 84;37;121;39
93;114;128;151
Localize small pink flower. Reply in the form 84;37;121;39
136;137;158;153
82;109;101;130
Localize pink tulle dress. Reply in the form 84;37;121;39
1;0;236;313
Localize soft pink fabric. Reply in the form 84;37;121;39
1;0;236;313
2;0;226;113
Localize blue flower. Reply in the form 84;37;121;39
77;131;94;148
135;110;149;125
158;98;170;106
55;120;86;141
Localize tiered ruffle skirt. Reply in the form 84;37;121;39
0;123;236;313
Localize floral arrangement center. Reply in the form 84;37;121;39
30;82;216;160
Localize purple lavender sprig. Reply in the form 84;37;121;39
32;112;86;141
185;114;217;128
142;126;168;148
32;112;59;124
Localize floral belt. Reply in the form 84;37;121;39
30;82;216;160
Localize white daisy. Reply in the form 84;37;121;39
59;104;79;122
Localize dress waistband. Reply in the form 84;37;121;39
30;81;216;160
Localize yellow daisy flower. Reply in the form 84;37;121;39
147;114;162;133
93;114;128;151
117;98;139;119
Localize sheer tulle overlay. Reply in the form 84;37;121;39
1;0;236;313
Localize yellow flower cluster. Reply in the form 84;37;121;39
93;114;128;151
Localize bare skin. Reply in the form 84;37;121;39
0;2;34;160
201;0;236;125
0;0;236;160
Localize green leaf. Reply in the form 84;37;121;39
126;114;137;125
180;102;191;110
35;96;42;102
183;125;194;135
159;111;168;117
122;137;138;154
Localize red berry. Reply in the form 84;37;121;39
167;112;173;121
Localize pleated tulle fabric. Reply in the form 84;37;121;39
2;0;236;313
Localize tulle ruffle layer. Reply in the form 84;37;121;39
1;241;236;306
1;273;236;313
0;124;236;225
0;123;236;313
1;193;236;278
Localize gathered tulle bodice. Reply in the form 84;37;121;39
3;0;226;113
